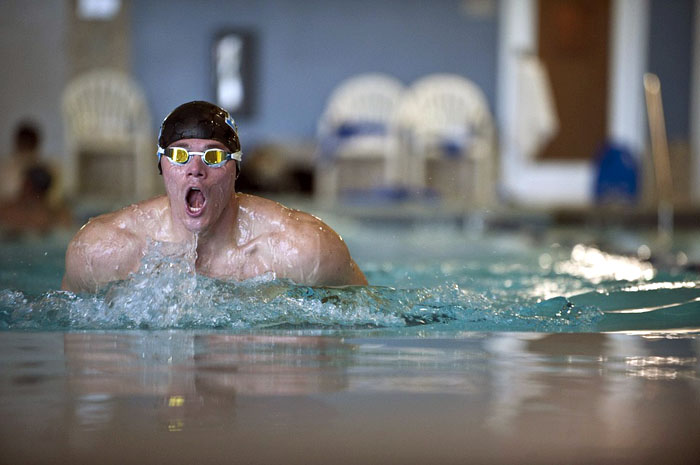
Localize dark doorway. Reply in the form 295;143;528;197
537;0;611;161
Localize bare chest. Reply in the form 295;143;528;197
194;232;306;282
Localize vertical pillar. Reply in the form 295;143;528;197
607;0;650;155
497;0;537;196
691;0;700;202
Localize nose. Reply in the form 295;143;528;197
186;154;207;178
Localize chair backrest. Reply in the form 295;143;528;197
319;73;405;137
392;73;493;152
62;69;151;145
61;69;155;199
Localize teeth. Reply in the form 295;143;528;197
186;187;205;213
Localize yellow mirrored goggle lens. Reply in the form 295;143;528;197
202;149;227;165
168;147;190;163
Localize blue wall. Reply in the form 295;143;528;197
648;0;694;141
131;0;498;149
0;0;67;158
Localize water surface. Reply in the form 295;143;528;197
1;224;700;463
2;226;700;332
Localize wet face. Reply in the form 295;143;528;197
161;138;237;236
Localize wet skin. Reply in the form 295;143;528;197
61;139;367;293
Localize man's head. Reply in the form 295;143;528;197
157;101;243;235
157;101;241;175
14;121;41;155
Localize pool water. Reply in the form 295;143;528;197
2;223;700;332
1;219;700;463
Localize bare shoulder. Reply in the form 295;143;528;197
237;194;367;286
237;194;328;227
238;194;341;241
62;199;162;292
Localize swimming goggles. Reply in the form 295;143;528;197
157;146;242;167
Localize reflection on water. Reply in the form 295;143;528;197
61;332;352;435
1;331;699;464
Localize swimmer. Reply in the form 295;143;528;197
62;101;367;293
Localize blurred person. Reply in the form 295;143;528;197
1;121;42;201
1;120;64;206
0;165;73;237
62;101;367;293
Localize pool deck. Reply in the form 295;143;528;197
72;190;700;231
276;195;700;233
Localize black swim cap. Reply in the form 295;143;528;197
157;101;242;174
158;101;241;152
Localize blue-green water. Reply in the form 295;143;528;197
3;223;699;465
2;226;700;332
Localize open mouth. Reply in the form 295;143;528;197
185;187;206;215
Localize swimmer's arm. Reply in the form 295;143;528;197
299;226;368;286
319;244;368;286
61;218;142;293
342;257;369;286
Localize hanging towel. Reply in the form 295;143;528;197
515;54;559;160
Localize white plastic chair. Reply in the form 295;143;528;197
62;69;156;200
315;73;405;202
389;73;496;206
